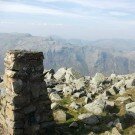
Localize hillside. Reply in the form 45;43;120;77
0;33;135;76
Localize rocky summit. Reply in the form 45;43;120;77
44;67;135;135
0;53;135;134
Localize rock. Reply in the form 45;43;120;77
116;96;132;103
102;131;111;135
105;101;115;111
44;69;55;80
51;102;59;110
73;91;85;98
47;88;55;94
84;98;105;115
113;119;123;132
74;77;85;90
78;113;99;125
107;121;114;128
65;68;82;83
114;79;125;89
108;86;119;95
54;84;65;92
84;97;92;104
46;80;58;88
63;86;73;97
54;67;67;81
92;73;105;85
69;102;80;110
69;122;78;128
119;87;126;95
111;127;121;135
92;126;101;133
53;110;67;123
126;102;135;118
110;74;117;83
125;79;135;88
50;92;62;101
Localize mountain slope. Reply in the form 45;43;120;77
0;33;135;76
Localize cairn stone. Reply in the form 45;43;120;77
0;50;55;135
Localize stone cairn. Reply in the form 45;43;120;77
0;50;55;135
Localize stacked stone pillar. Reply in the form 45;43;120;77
0;50;54;135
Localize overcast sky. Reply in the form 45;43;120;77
0;0;135;40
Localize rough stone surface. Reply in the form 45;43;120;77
0;50;54;135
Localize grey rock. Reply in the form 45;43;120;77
92;73;105;85
54;67;66;81
53;110;67;123
69;102;80;110
126;102;135;118
50;92;62;101
78;113;99;125
84;98;105;115
69;122;78;128
51;102;59;110
63;86;73;97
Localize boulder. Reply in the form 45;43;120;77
65;68;82;83
54;67;66;81
74;77;85;90
125;79;135;88
84;98;105;115
114;79;125;89
108;86;119;95
78;113;99;125
51;102;59;110
53;110;67;123
119;87;126;95
125;102;135;118
111;127;121;135
63;86;73;97
69;102;80;110
73;91;85;98
50;93;62;101
44;69;55;80
84;97;92;104
116;96;132;103
92;73;105;85
69;122;78;128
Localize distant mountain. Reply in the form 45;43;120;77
0;33;135;76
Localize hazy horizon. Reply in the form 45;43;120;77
0;0;135;40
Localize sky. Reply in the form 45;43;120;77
0;0;135;40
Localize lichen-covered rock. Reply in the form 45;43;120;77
53;110;67;123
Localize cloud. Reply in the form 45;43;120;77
0;1;83;18
109;11;130;17
38;0;134;10
0;20;15;24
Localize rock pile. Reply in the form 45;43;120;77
0;50;54;135
44;68;135;134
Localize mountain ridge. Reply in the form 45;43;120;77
0;33;135;76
